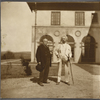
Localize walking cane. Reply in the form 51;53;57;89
68;58;74;84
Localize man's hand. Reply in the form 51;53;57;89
38;62;41;65
68;57;71;62
57;55;59;58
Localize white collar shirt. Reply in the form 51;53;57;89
55;43;72;58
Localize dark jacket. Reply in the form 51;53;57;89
36;44;51;67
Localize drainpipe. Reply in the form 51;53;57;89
34;2;37;62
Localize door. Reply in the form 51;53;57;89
81;35;96;62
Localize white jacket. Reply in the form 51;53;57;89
55;43;72;62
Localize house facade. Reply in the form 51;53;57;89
31;10;100;63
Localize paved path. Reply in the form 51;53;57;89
1;64;100;98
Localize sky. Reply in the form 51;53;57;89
1;2;34;52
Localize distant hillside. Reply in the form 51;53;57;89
1;51;31;59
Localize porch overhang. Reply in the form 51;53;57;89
27;2;100;11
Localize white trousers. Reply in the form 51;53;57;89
57;60;70;83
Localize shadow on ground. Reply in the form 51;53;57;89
48;77;57;83
74;63;100;75
30;77;39;83
30;76;57;83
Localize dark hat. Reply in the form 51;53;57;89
36;64;44;72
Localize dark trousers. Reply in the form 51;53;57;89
39;58;50;83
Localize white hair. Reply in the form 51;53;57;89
43;38;48;42
61;36;68;42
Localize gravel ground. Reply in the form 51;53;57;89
1;64;100;98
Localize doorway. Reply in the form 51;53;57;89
81;35;96;62
40;35;54;43
40;35;54;61
67;35;75;59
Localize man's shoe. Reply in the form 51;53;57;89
56;82;60;85
65;82;70;85
38;82;44;86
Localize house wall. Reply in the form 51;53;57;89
35;11;94;26
88;11;100;63
32;11;99;62
31;10;100;63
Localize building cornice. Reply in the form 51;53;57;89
32;25;100;28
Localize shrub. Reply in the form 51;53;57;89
1;51;15;59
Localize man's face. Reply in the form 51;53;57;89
43;39;48;45
61;36;67;43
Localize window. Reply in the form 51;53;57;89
75;12;85;26
51;12;60;25
92;13;98;24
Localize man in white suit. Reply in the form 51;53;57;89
55;35;72;85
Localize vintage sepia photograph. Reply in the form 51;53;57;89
1;1;100;98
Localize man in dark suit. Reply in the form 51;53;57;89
36;38;51;86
